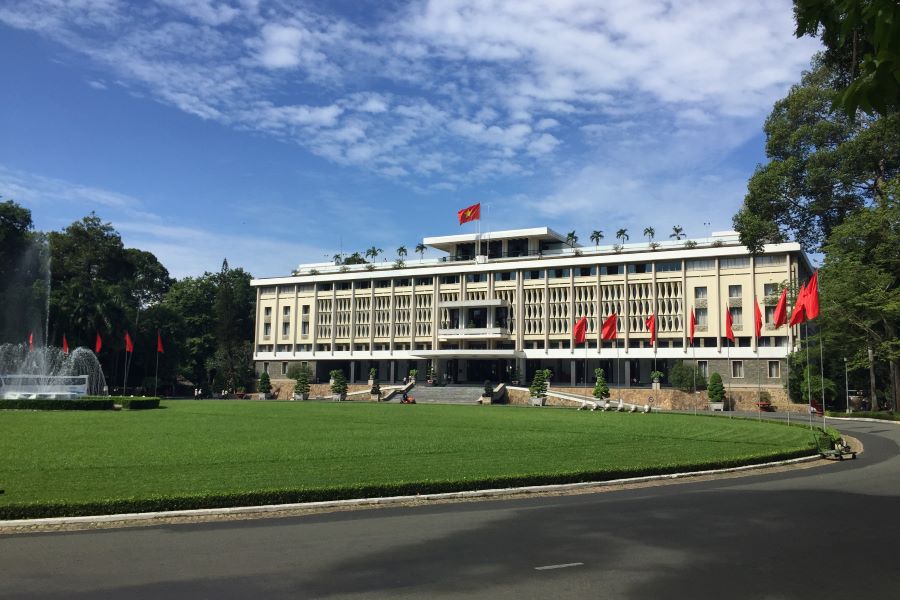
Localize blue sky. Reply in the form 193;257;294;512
0;0;819;278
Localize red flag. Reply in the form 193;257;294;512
157;331;164;354
28;332;34;351
601;313;618;341
689;308;696;345
572;316;587;344
95;332;103;354
645;313;656;345
789;284;807;327
754;296;763;339
804;271;819;319
773;288;788;328
62;335;69;354
457;202;481;225
725;305;735;342
124;331;134;353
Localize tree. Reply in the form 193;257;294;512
258;371;271;394
616;229;629;244
669;362;706;392
332;253;343;265
643;227;655;244
565;231;578;247
329;369;348;399
415;243;427;260
397;245;407;259
365;246;383;261
733;57;899;254
794;0;900;115
209;259;254;392
0;200;44;344
592;367;610;400
291;364;312;399
529;368;552;400
343;252;366;265
670;225;685;240
707;372;725;402
590;230;603;247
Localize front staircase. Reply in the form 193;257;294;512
400;384;486;404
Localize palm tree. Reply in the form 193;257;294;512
643;227;655;243
670;225;685;240
397;245;407;259
616;228;629;244
565;230;578;247
365;246;382;262
332;253;343;265
590;230;603;247
415;243;427;260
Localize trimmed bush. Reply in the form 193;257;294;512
0;397;114;411
707;372;725;402
669;362;707;392
258;372;272;394
119;397;161;410
592;368;610;400
293;364;312;398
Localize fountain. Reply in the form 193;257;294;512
0;343;107;399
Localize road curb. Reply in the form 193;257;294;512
825;416;900;425
0;454;822;530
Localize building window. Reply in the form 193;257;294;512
656;261;681;272
263;362;269;374
301;322;309;336
263;323;271;337
337;282;352;290
550;268;570;278
696;308;708;326
264;307;272;317
415;277;433;286
731;360;744;378
696;360;708;378
282;322;290;337
466;273;487;283
765;305;776;326
721;257;751;269
281;362;288;376
283;306;290;318
317;283;332;291
627;263;650;274
763;283;780;297
577;266;595;277
496;271;516;281
302;305;310;315
395;278;411;287
768;360;781;378
728;285;742;299
524;270;545;280
440;275;460;284
356;280;371;289
756;255;786;266
695;286;707;300
600;265;621;275
686;259;715;271
729;307;743;327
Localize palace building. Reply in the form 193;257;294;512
251;227;813;389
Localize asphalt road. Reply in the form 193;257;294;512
2;416;898;599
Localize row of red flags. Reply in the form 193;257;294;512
28;331;165;355
573;271;820;344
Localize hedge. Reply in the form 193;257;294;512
0;447;817;520
826;410;898;421
118;397;161;410
0;398;115;411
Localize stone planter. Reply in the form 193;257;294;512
709;402;725;411
530;396;545;407
481;394;492;405
651;381;661;390
370;394;381;402
294;392;309;401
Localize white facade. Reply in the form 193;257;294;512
252;228;812;387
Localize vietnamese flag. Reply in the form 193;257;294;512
28;332;34;351
773;288;788;328
689;308;696;345
725;305;735;342
95;332;103;354
601;313;618;341
572;316;587;345
805;271;819;320
754;296;763;339
645;313;656;345
124;331;134;353
789;284;807;327
62;334;69;354
157;331;164;354
457;202;481;225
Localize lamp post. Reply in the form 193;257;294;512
844;357;850;414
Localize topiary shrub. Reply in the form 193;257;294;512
483;380;493;397
258;372;272;395
592;368;610;400
707;372;725;402
119;397;161;410
293;364;312;399
329;369;348;399
529;369;552;400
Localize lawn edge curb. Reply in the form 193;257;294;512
0;454;822;529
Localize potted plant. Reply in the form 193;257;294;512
293;364;312;401
707;372;725;411
368;367;377;386
650;370;664;390
258;372;271;400
426;363;435;385
592;367;610;401
329;369;348;401
529;369;552;406
482;379;493;402
408;369;417;382
370;380;382;402
510;363;520;386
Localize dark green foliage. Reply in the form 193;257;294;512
826;410;898;421
118;397;161;410
329;370;348;396
258;372;271;394
592;368;609;399
292;364;312;397
669;362;707;392
0;398;115;410
483;380;493;396
529;369;552;398
707;372;725;402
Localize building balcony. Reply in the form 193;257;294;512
437;327;511;341
440;299;509;309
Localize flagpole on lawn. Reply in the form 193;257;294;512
692;334;697;417
786;338;791;427
819;324;826;431
154;330;160;398
805;322;812;429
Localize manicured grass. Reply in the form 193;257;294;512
0;401;823;518
826;410;898;421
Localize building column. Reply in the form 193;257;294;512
350;361;356;384
570;359;577;386
625;360;631;387
390;360;395;384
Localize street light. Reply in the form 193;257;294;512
844;357;849;414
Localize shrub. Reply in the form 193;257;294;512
408;369;418;379
329;369;348;397
293;364;312;397
669;362;707;392
258;372;272;394
483;380;493;396
529;369;552;398
119;397;161;410
707;372;725;402
0;397;115;411
369;367;378;380
650;370;665;382
592;368;610;399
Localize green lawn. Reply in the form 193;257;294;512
0;401;823;518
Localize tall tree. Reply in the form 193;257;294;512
616;228;629;244
733;57;900;254
415;243;427;260
0;200;44;343
670;225;685;240
590;230;603;247
643;227;655;243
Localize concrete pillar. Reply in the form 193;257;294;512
625;360;632;387
350;361;356;383
570;359;577;386
390;361;395;383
